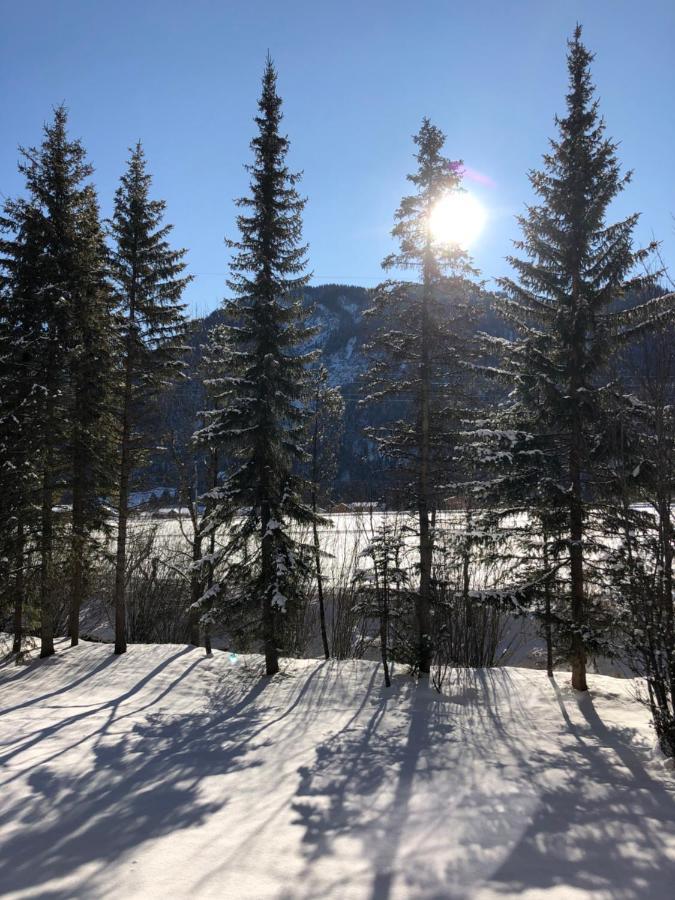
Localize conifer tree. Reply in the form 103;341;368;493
66;155;115;648
198;57;318;677
0;107;113;657
0;255;40;654
354;517;409;688
476;26;674;690
364;119;479;675
108;143;190;655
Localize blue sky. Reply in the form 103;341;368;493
1;0;674;315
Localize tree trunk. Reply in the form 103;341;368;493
69;480;84;646
542;528;554;678
12;520;25;655
39;458;55;659
380;570;391;688
568;253;588;692
203;530;215;658
313;516;329;661
189;490;202;647
261;502;279;676
189;605;200;648
416;249;434;676
203;446;218;657
310;407;330;660
204;528;215;657
569;439;588;691
114;388;131;655
462;534;473;665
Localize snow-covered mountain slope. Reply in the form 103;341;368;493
2;639;674;899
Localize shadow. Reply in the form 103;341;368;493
0;647;195;773
370;686;436;900
0;651;117;716
284;669;439;900
285;667;675;900
483;677;675;899
4;650;675;899
0;659;274;898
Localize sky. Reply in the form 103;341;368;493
1;0;674;316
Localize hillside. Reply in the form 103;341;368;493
150;284;501;499
113;281;672;502
1;639;674;898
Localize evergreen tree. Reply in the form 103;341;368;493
66;153;116;648
108;143;190;655
477;26;674;690
0;237;41;654
0;107;113;657
364;119;480;675
198;57;318;677
354;516;410;688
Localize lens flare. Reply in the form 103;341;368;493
429;191;487;248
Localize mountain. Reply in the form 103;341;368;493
146;283;500;500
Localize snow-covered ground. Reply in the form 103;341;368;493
119;510;514;587
1;639;674;899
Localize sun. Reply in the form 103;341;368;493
429;191;487;249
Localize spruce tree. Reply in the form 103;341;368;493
108;143;190;655
0;107;112;657
364;119;479;675
605;325;675;755
66;155;116;647
198;57;318;677
479;26;674;690
0;240;41;654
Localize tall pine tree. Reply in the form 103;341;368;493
197;57;318;677
108;143;190;655
364;119;480;675
0;107;113;657
0;206;43;655
480;26;674;690
66;149;116;648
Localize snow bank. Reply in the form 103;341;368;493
1;640;674;898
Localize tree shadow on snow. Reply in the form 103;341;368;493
482;677;675;900
285;667;675;900
0;654;276;898
284;667;445;900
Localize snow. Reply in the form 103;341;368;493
1;638;674;899
116;511;478;587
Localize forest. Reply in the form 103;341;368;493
1;24;675;771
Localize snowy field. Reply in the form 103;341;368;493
1;639;675;899
122;510;514;586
